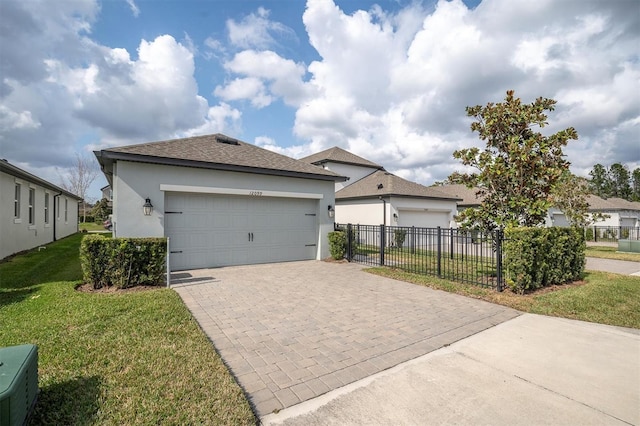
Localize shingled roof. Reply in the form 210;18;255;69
95;134;346;182
431;184;484;207
0;159;82;200
336;170;460;201
300;146;384;170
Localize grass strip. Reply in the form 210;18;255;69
366;267;640;329
0;234;256;425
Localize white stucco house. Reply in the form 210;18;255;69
1;159;81;260
300;147;460;228
547;195;640;229
94;134;346;271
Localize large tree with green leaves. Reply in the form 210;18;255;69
608;163;632;199
588;163;609;198
450;90;578;230
632;168;640;201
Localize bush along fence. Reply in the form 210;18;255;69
80;235;167;289
584;225;639;243
333;224;585;293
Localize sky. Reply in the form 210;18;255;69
1;0;638;201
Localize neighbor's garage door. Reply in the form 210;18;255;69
397;210;450;228
165;192;318;270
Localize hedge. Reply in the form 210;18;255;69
80;235;167;289
503;227;585;293
328;231;347;260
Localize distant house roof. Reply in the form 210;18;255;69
431;184;484;208
588;195;640;211
336;170;460;201
95;134;347;184
0;159;82;200
300;146;384;170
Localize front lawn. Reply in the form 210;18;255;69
367;268;640;329
0;234;256;425
585;245;640;262
79;222;106;232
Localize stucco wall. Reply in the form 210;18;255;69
112;160;336;259
1;171;78;259
336;197;457;228
322;163;377;191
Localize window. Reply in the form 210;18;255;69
14;183;21;218
64;198;68;222
44;193;50;224
28;188;35;225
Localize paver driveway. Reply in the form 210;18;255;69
173;261;520;417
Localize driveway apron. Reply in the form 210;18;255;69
173;261;520;417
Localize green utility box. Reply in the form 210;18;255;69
0;345;39;426
618;239;640;253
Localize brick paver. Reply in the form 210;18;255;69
173;261;520;417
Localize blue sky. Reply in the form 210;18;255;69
1;0;638;201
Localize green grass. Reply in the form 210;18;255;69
367;268;640;329
0;234;256;425
585;245;640;262
79;222;106;232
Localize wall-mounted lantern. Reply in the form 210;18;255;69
328;205;335;218
143;198;153;216
393;213;398;221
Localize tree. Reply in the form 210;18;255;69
550;172;602;227
588;163;610;198
608;163;632;199
91;198;111;222
59;153;99;222
449;90;578;231
632;168;640;201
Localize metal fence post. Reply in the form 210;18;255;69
437;226;442;278
496;230;503;292
411;226;415;254
449;228;454;260
594;226;598;242
380;224;385;266
166;237;171;288
347;223;353;262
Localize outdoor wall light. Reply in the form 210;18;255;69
328;205;335;218
143;198;153;216
393;213;398;220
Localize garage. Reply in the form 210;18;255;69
165;192;319;270
397;209;451;228
94;133;345;271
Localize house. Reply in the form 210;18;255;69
0;159;81;260
94;134;346;271
548;195;640;228
100;185;113;207
300;146;384;191
300;147;460;228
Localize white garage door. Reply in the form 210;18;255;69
397;210;450;228
165;192;318;270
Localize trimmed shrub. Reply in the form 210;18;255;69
328;231;347;260
584;227;594;241
80;235;167;289
504;227;585;293
394;229;407;248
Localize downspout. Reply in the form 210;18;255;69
53;192;62;241
379;196;386;226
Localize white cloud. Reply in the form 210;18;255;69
126;0;140;17
227;7;297;49
214;77;272;108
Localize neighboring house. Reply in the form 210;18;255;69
548;195;640;228
101;185;113;207
300;147;384;191
433;184;484;211
300;148;460;228
94;133;346;271
0;159;81;260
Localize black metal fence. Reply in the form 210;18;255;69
585;226;639;243
336;224;505;291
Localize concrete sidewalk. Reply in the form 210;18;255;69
263;314;640;425
586;257;640;276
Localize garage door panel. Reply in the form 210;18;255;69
165;192;318;270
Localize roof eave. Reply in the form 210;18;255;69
98;150;348;182
0;160;82;200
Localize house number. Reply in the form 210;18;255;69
249;191;263;196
